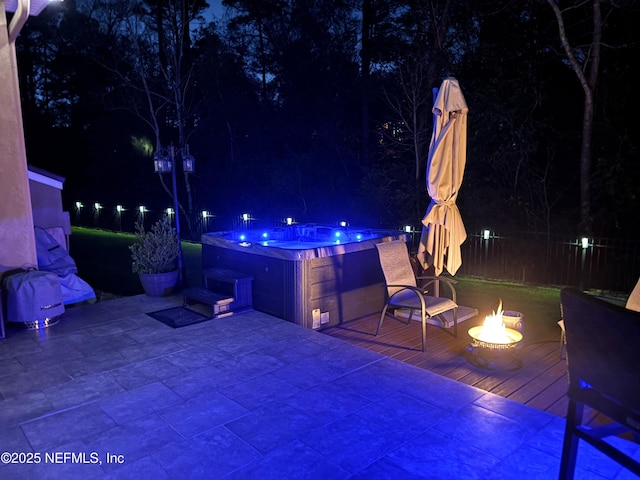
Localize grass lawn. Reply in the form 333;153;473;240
69;226;564;339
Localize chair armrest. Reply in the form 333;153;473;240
415;276;457;303
387;284;424;292
387;285;428;310
416;275;457;285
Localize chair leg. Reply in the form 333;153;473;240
376;305;389;336
559;399;583;480
421;314;427;352
452;308;458;338
559;330;566;359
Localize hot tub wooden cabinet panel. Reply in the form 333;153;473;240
201;228;408;329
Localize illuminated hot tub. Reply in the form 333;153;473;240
201;224;408;329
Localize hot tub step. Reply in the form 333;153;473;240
202;268;253;312
182;287;234;318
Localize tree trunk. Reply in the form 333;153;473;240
546;0;602;235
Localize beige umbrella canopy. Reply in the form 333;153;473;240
417;77;468;276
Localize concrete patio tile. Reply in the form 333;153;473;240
0;357;27;377
257;337;328;363
226;439;350;480
283;381;372;424
63;332;141;357
115;338;185;362
0;365;72;399
474;390;557;429
316;341;384;372
43;372;126;410
252;319;322;343
272;356;360;390
98;382;183;424
299;412;416;474
383;428;501;479
329;364;404;402
226;403;325;454
61;351;132;378
108;356;187;390
161;364;241;399
163;343;235;370
396;369;486;412
150;425;262;478
219;372;301;410
522;415;565;457
206;329;283;356
83;316;153;337
356;392;451;437
351;456;426;479
13;343;86;372
0;334;42;360
20;402;116;451
0;391;55;428
484;443;568;480
159;391;249;438
0;424;32;452
103;456;170;480
432;403;543;460
213;351;287;381
83;414;184;470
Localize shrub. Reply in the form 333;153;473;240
129;217;179;274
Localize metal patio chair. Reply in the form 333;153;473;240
375;240;458;352
558;288;640;479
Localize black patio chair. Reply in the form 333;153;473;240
559;288;640;479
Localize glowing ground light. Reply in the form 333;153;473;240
262;232;269;239
239;234;246;241
356;233;363;241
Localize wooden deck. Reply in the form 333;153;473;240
322;310;575;418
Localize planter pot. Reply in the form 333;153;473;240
138;270;179;297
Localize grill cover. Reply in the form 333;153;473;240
3;269;65;323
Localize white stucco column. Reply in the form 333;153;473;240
0;1;37;271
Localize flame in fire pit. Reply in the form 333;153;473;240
476;300;513;344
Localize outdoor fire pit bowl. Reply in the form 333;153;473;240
467;324;523;371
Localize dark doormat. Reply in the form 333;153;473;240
147;306;211;328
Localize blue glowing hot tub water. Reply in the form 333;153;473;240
201;224;408;328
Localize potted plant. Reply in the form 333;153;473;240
129;216;179;296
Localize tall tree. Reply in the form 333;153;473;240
545;0;602;235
